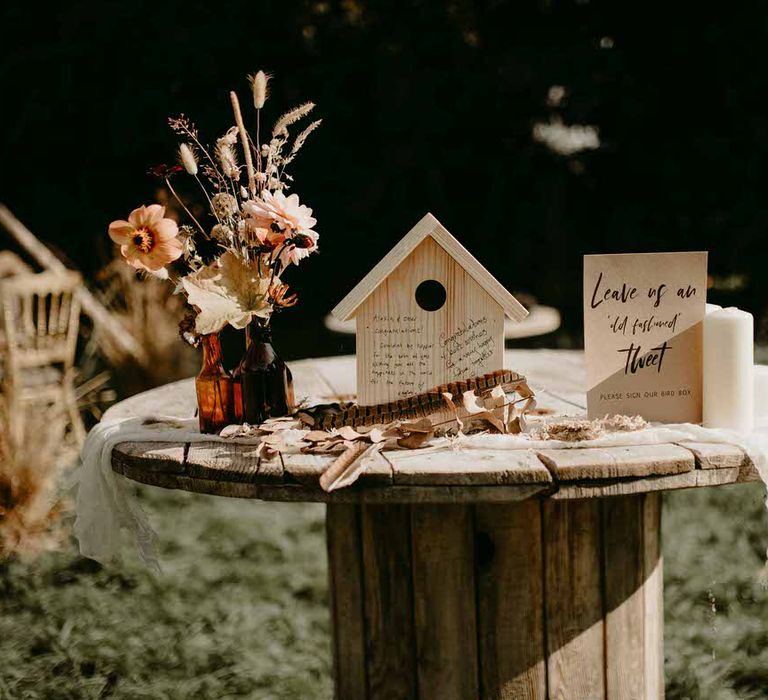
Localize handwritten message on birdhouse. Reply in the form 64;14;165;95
367;314;495;398
369;314;436;395
583;252;707;422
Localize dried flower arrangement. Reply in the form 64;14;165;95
107;72;321;431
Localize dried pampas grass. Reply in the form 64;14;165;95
0;402;67;559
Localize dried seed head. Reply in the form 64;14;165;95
211;223;234;243
272;102;315;137
211;193;239;218
221;126;238;145
179;143;198;175
215;139;240;179
249;71;270;109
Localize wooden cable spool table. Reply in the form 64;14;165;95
108;350;759;700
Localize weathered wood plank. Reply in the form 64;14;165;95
113;444;757;502
326;505;367;700
643;493;664;700
388;449;552;486
475;501;546;699
360;505;416;700
551;465;747;500
411;505;478;700
112;441;186;473
280;451;327;486
184;443;283;482
603;495;646;699
677;441;749;470
282;450;392;488
111;459;550;502
537;444;694;482
544;499;605;699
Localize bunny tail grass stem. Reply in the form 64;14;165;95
193;174;220;224
230;90;256;196
164;178;207;237
256;109;262;180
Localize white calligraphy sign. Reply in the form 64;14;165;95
583;252;707;423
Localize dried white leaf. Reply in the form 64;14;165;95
182;252;272;334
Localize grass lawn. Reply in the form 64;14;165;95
1;480;768;699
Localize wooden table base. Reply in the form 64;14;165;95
327;493;663;700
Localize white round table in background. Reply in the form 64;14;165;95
323;305;561;340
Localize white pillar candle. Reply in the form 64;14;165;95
703;307;754;431
754;365;768;420
706;303;722;314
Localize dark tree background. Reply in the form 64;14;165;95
2;0;767;357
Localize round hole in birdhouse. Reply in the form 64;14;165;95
415;279;446;312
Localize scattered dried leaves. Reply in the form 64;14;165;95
214;380;543;492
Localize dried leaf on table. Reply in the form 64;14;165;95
255;441;276;459
260;428;309;452
369;427;386;443
320;441;378;492
461;390;486;414
397;431;432;449
333;425;365;441
488;385;506;407
303;430;334;443
219;423;265;439
399;417;433;433
442;391;464;431
463;409;506;434
259;420;302;432
459;388;507;433
353;424;376;435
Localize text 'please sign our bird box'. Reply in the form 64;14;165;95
332;213;528;407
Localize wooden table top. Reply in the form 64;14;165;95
109;350;759;503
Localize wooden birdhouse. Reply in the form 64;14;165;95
332;213;528;406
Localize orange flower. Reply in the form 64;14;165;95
108;204;183;271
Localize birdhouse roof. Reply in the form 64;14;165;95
332;213;528;322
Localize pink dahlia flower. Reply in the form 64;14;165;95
242;190;317;237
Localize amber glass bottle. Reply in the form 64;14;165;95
195;333;238;433
235;321;294;424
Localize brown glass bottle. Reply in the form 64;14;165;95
195;333;238;433
235;321;294;424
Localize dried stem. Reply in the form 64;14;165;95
193;174;219;224
230;91;256;196
256;110;262;177
173;119;226;190
164;178;207;237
